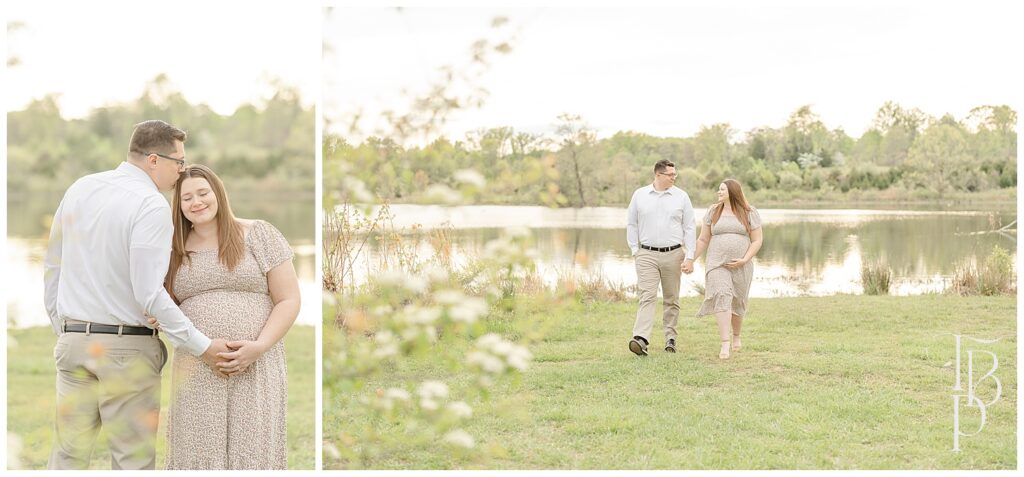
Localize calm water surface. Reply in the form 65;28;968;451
344;204;1017;298
7;195;316;329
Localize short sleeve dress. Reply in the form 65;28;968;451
165;220;295;470
696;205;761;318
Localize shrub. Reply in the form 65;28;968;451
979;245;1014;295
949;245;1015;296
950;260;979;296
861;261;892;295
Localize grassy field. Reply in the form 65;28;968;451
7;325;315;470
324;296;1016;469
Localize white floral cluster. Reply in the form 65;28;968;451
364;266;470;354
482;226;535;263
434;289;489;324
466;333;533;385
371;381;475;420
453;169;486;188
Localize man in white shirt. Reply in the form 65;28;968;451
625;159;696;356
43;120;231;469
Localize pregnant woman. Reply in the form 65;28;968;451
693;179;763;359
159;164;300;469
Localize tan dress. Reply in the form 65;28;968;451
696;205;761;317
165;220;294;469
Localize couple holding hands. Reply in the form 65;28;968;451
626;160;764;360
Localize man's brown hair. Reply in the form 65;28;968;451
654;159;675;174
128;120;186;157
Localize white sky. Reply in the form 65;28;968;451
325;2;1022;143
6;1;319;118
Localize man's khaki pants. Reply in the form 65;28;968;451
48;325;167;470
631;247;684;343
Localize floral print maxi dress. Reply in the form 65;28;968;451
165;220;293;469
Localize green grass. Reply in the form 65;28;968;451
7;325;315;470
325;296;1016;469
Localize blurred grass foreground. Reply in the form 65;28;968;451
7;325;315;470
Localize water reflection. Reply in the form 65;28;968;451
345;205;1016;297
7;194;316;329
6;239;317;329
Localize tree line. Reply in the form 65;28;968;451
7;74;314;196
326;103;1016;207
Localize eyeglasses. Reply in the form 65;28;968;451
657;172;677;179
146;152;186;168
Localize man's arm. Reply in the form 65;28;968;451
129;205;211;356
43;200;64;335
626;191;640;256
681;195;696;261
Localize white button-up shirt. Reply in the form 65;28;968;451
626;184;697;260
43;162;211;356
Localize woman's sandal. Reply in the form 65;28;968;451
719;339;731;359
731;335;742;352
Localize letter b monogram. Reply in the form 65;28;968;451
951;334;1001;452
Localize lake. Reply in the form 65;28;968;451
6;194;317;329
343;204;1017;297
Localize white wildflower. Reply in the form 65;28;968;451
425;184;462;204
418;380;449;400
420;398;439;411
407;306;441;325
372;342;398;360
372;331;399;359
454;169;487;188
490;340;514;356
507;345;533;371
443;429;476;449
371;304;393;317
424;326;438;342
342;176;374;203
376;270;428;294
467;350;506;374
423;264;449;283
375;330;396;345
476;333;503;350
447;401;473;419
385;388;411;402
322;292;337;307
323;441;341;460
449;297;488;323
377;269;406;287
434;289;465;305
401;327;421;342
404;275;429;294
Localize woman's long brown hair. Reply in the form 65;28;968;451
711;178;754;235
165;164;245;297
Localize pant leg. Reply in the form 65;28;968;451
632;249;661;342
659;248;684;341
48;334;101;470
94;335;166;470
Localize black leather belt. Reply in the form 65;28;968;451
62;322;157;336
640;244;682;252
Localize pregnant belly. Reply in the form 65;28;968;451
179;291;273;341
709;234;750;259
